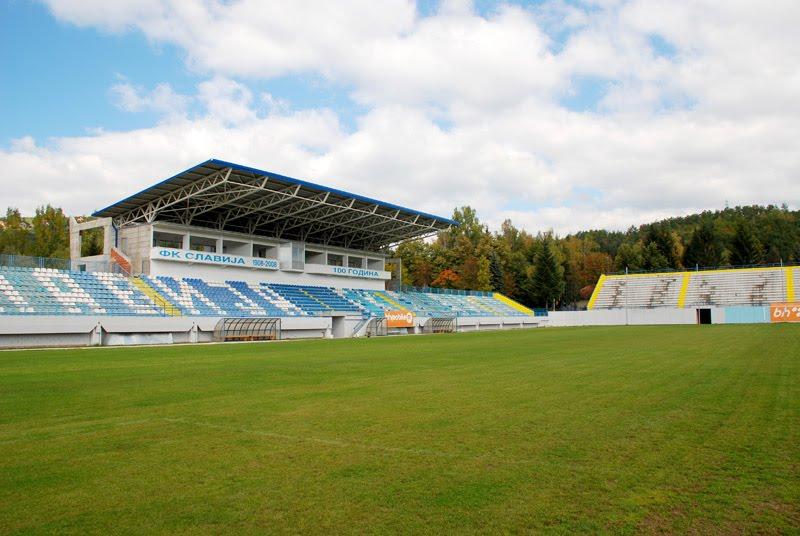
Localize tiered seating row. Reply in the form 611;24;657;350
592;268;792;309
683;270;786;307
142;276;522;317
0;267;532;318
0;266;162;316
593;275;682;309
139;276;530;318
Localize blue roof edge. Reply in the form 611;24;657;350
93;158;458;227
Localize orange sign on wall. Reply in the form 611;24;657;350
385;310;414;328
770;302;800;323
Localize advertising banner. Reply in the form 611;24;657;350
769;302;800;323
151;247;279;270
385;310;414;328
305;263;391;280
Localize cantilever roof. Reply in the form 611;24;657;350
93;159;455;251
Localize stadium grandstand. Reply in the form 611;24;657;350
579;265;799;325
3;159;796;347
0;160;539;347
588;266;796;310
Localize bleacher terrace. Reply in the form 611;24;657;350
0;266;162;316
589;266;796;309
0;266;532;318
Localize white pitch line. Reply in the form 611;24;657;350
160;417;538;466
0;418;153;445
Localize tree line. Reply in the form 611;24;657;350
393;204;800;309
2;203;799;309
0;206;106;260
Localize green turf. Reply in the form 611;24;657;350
1;325;798;534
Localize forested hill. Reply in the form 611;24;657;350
573;205;800;266
394;204;800;308
2;204;799;309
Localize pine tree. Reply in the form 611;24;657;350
489;251;503;291
729;220;764;266
642;242;669;270
560;253;580;305
531;239;564;309
614;242;643;271
475;256;492;291
643;224;681;268
683;220;723;268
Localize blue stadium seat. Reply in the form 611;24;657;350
0;267;530;318
0;266;163;316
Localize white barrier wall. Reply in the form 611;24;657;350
0;316;333;349
456;316;541;331
0;306;773;349
0;314;543;349
546;307;704;327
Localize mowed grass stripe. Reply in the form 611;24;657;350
0;325;798;533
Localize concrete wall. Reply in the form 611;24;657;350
149;258;386;290
720;306;770;324
120;221;389;289
119;224;153;274
456;316;541;331
0;315;333;349
0;314;543;348
545;306;774;327
546;307;703;327
0;306;774;349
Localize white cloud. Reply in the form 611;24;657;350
7;0;800;235
110;82;191;116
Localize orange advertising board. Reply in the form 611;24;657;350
385;310;414;328
770;302;800;323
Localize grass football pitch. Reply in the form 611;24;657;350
1;325;798;533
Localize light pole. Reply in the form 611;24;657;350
625;266;629;326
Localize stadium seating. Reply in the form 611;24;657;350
134;275;530;318
268;283;362;314
0;267;532;318
591;274;683;309
590;267;793;309
0;266;162;316
683;269;786;307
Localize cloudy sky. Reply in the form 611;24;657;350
1;0;798;234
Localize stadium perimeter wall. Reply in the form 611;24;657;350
0;307;773;349
0;315;544;349
0;316;333;349
545;306;772;326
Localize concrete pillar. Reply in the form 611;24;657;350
216;237;224;253
102;223;114;255
182;233;191;250
69;217;82;261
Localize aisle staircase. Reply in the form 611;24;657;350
376;291;405;310
132;276;182;316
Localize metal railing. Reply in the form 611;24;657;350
400;285;493;297
606;260;800;276
0;253;124;274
